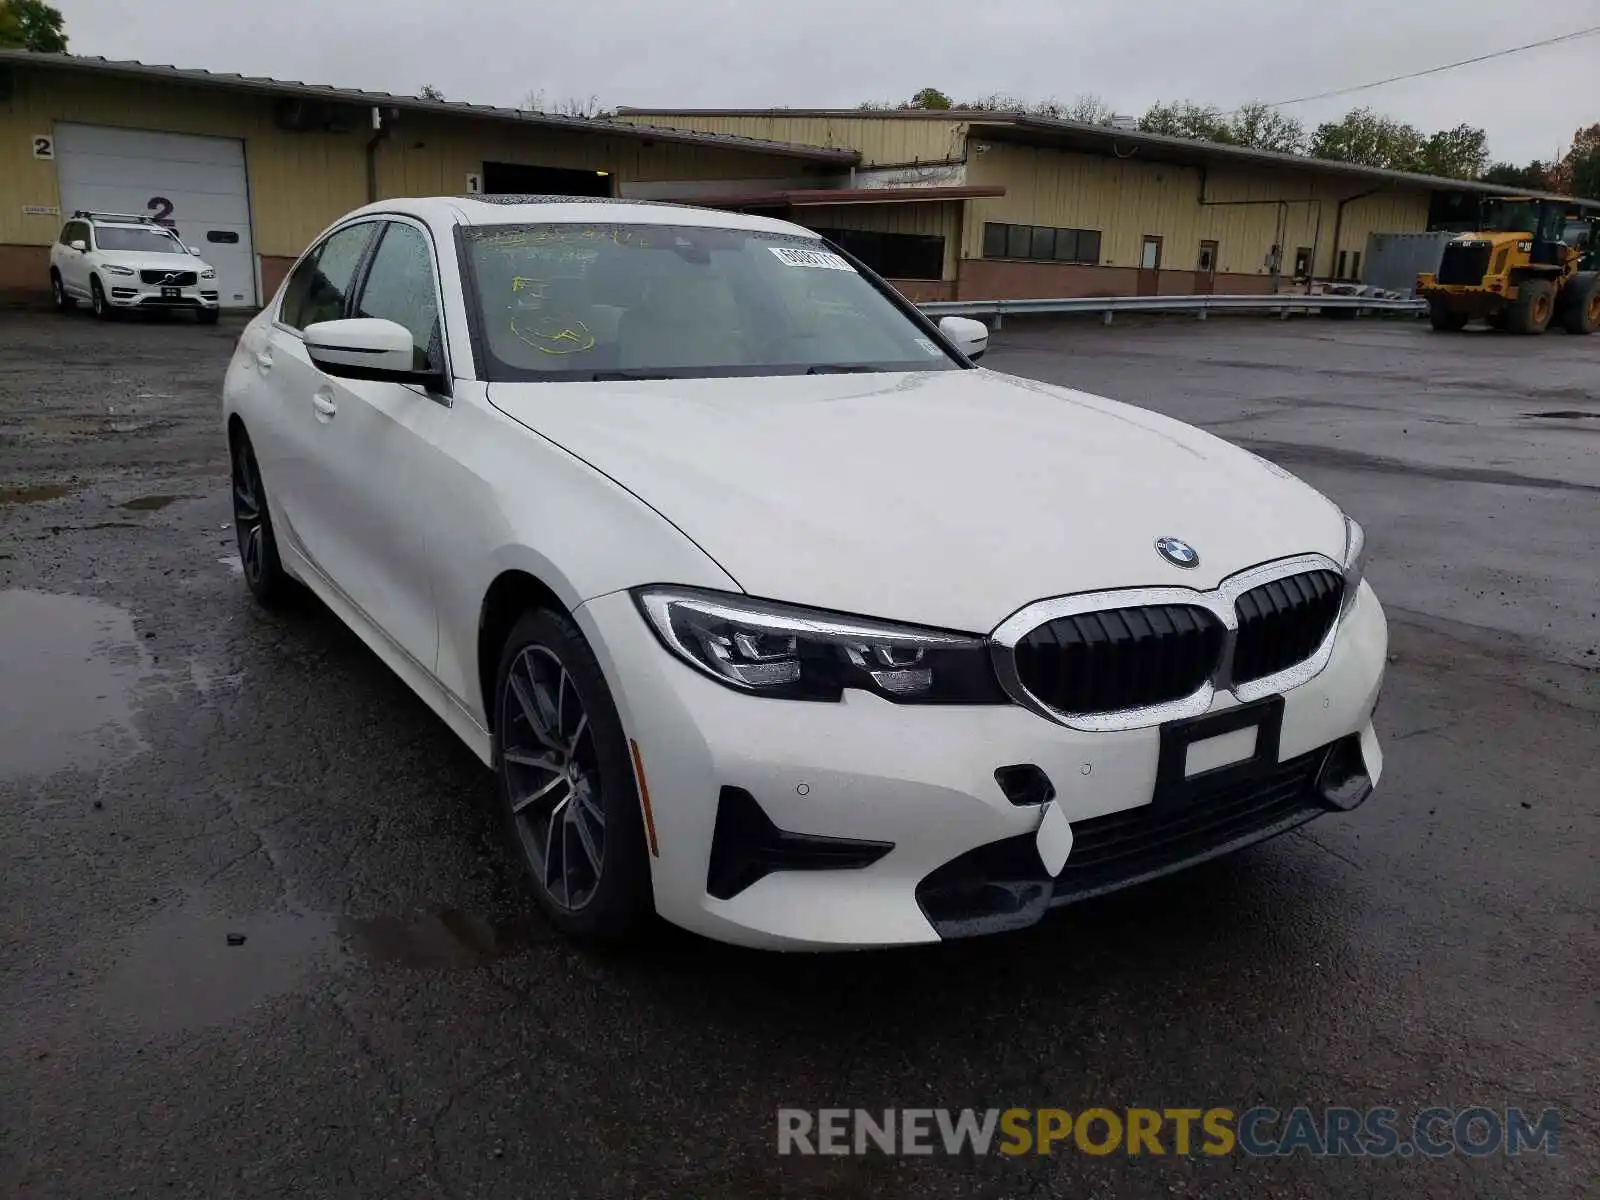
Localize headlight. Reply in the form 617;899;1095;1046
633;586;1007;704
102;265;135;276
1339;515;1366;616
201;268;216;279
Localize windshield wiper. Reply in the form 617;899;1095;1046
804;364;884;375
590;370;675;381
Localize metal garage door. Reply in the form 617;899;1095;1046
54;124;257;308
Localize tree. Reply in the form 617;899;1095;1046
418;84;445;102
522;90;610;119
0;0;68;52
903;87;952;111
1416;123;1489;179
1139;101;1234;143
1227;102;1306;154
1482;161;1554;191
1553;123;1600;199
1308;107;1425;171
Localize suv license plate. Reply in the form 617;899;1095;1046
161;286;181;299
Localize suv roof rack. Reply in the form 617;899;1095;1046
72;210;164;224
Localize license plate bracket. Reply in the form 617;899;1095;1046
161;286;181;299
1154;695;1284;806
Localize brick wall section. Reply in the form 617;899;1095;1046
887;278;956;303
0;245;50;302
955;259;1277;300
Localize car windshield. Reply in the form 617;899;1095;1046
458;222;962;381
95;226;187;254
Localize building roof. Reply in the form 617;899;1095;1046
653;184;1006;208
618;108;1600;209
0;51;859;165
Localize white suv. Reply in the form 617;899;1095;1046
50;212;221;323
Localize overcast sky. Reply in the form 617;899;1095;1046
55;0;1600;163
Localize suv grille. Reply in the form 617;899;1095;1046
1436;242;1490;286
1013;604;1223;714
140;269;197;286
1231;570;1343;684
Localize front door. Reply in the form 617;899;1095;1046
1138;236;1163;296
1196;240;1218;295
274;219;448;673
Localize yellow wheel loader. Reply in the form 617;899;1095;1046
1417;199;1600;335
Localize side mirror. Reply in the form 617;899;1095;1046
69;239;87;252
938;315;989;362
303;318;441;388
187;246;202;256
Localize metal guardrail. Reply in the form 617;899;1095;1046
920;293;1426;324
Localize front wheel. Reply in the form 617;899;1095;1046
1506;279;1555;334
494;609;654;940
90;276;115;320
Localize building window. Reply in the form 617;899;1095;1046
808;227;944;281
982;222;1101;265
1293;246;1313;279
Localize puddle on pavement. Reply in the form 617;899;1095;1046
1526;410;1598;420
340;908;549;969
95;905;340;1036
92;905;544;1034
0;590;153;779
120;493;192;511
0;483;77;505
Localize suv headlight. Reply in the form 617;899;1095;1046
102;264;135;276
201;267;216;279
633;586;1007;703
1339;515;1366;616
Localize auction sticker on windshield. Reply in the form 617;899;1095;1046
770;247;854;271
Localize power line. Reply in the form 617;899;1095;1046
1258;24;1600;109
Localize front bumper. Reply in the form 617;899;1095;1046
577;581;1388;949
106;281;220;309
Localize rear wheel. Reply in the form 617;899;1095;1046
230;429;295;608
1506;279;1555;334
50;271;75;313
1428;301;1469;331
1560;274;1599;335
493;609;653;940
89;276;115;321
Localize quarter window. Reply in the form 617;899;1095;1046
280;223;377;330
353;222;444;372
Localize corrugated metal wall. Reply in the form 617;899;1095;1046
616;113;963;168
965;143;1430;279
0;69;817;260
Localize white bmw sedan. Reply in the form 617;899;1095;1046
223;195;1387;949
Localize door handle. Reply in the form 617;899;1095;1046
313;392;338;423
254;348;273;372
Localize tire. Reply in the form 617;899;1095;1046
1428;301;1469;331
1506;279;1555;334
90;276;115;321
50;270;75;313
197;307;220;325
230;429;296;608
1560;274;1599;335
493;608;654;940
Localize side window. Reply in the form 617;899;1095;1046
61;221;88;247
280;223;376;331
353;222;443;371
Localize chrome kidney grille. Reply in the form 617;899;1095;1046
990;555;1349;731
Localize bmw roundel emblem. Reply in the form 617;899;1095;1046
1155;536;1200;569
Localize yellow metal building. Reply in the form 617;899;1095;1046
615;108;1588;300
0;51;854;306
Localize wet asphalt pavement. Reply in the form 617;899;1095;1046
1;309;1596;1198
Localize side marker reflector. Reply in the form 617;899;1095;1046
630;739;660;857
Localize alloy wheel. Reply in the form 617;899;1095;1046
501;644;604;911
232;441;266;586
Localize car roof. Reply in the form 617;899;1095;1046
340;194;820;239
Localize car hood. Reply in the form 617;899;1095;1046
114;253;212;274
487;369;1346;632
